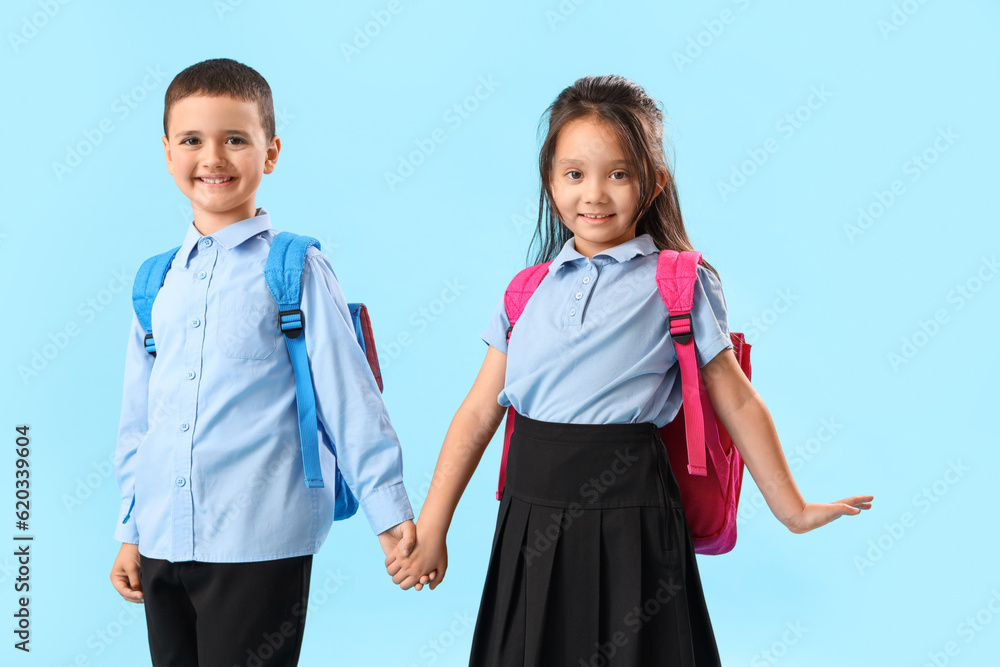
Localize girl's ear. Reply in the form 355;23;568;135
654;167;668;197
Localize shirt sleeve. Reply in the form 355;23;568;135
692;264;734;368
113;311;155;544
301;250;414;535
480;294;510;353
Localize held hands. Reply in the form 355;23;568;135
110;543;144;603
784;495;874;534
384;521;448;591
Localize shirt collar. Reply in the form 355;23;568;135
176;208;272;267
548;233;659;273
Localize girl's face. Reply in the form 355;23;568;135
549;116;640;258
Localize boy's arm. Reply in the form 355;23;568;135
300;252;414;537
701;350;873;532
112;311;156;544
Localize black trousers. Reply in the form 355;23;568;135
139;554;312;667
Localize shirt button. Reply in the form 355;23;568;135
191;319;200;328
200;238;213;248
569;307;577;316
582;276;591;284
179;422;190;432
175;477;186;487
575;292;583;300
186;370;196;380
197;270;207;279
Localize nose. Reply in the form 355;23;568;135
582;176;608;205
200;139;226;167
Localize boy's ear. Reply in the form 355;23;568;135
263;135;281;175
162;136;174;175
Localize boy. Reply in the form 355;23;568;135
109;58;415;666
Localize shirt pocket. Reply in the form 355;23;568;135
215;290;281;360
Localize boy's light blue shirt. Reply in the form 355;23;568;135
481;234;733;427
113;208;413;562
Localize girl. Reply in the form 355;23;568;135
386;75;873;665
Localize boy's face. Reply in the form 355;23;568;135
162;94;279;232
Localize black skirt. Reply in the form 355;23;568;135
469;415;721;666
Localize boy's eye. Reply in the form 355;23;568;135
227;136;247;144
180;137;200;146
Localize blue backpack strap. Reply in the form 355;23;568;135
265;232;324;490
264;233;360;520
132;246;181;356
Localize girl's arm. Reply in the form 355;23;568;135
701;349;873;533
386;345;508;589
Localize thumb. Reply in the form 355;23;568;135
399;521;416;557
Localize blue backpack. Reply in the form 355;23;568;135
130;232;380;521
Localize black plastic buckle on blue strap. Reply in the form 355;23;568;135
144;334;157;357
505;324;514;343
279;309;305;339
669;313;693;345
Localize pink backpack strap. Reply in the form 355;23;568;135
656;250;715;476
496;261;552;500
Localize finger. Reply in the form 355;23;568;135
428;570;437;581
429;570;444;590
126;564;144;600
399;522;416;557
414;581;424;591
111;572;143;603
386;560;403;577
384;552;397;568
418;574;430;585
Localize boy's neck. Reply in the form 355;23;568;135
192;205;259;236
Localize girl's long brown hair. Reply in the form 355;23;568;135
529;75;719;281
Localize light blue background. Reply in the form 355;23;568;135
2;1;998;665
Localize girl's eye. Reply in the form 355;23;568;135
610;171;628;180
566;170;582;180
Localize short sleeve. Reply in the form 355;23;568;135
480;295;511;353
691;264;733;368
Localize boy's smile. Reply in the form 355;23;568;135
163;94;280;234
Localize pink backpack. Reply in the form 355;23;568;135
496;250;752;555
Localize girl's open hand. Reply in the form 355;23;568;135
784;495;874;534
385;523;448;591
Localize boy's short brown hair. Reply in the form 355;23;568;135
163;58;275;140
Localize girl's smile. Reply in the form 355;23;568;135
549;115;640;258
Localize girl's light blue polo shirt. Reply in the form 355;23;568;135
481;234;733;427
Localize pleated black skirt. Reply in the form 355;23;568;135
469;415;721;666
